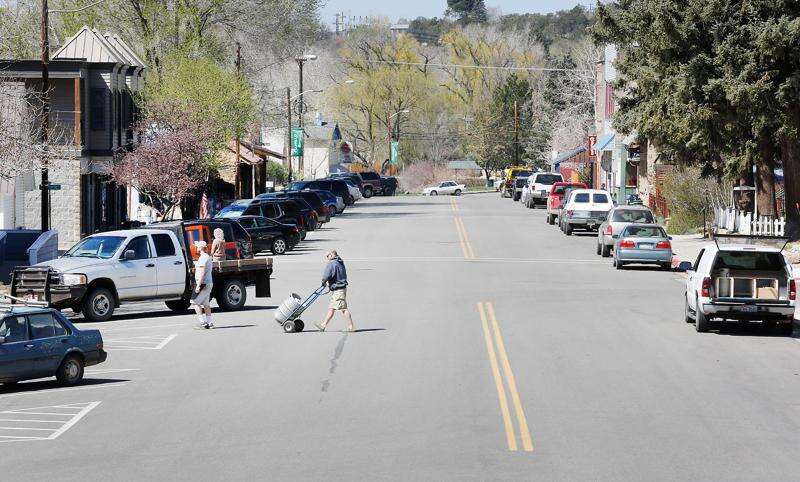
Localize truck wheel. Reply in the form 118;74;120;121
165;299;191;312
684;294;694;323
776;319;794;336
271;237;288;255
565;224;573;236
695;297;710;332
363;186;373;198
217;278;247;311
601;244;611;258
82;287;115;322
596;242;601;255
56;355;84;386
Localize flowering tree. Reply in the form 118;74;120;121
112;101;215;220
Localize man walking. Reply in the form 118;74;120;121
192;240;214;329
315;250;355;332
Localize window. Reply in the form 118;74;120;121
623;226;665;238
535;174;562;185
360;172;380;180
123;236;151;260
90;88;107;131
574;193;590;203
613;209;655;223
29;313;67;339
231;223;249;241
244;205;261;216
593;194;610;203
0;316;28;343
713;251;785;271
151;234;176;257
262;204;279;218
237;218;255;229
280;202;299;216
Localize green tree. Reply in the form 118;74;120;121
446;0;487;24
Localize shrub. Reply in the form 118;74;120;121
659;167;727;234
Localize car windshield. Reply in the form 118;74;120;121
613;209;655;223
554;184;582;195
574;193;590;203
624;226;665;238
217;204;248;218
65;236;125;258
714;251;785;271
535;174;561;184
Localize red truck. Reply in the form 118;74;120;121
546;182;588;225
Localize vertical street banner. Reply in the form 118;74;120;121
390;141;399;165
291;127;304;156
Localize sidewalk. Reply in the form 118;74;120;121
670;234;800;274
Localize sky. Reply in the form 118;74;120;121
320;0;590;28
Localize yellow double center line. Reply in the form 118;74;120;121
452;199;476;259
477;302;534;452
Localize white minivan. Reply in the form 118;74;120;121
559;189;614;235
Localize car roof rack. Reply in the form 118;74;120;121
712;234;789;252
0;294;50;312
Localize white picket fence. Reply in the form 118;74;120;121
713;206;786;236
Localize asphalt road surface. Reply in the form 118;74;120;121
4;194;800;481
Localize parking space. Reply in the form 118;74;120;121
0;401;101;442
103;333;177;351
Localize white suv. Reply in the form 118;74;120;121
559;189;614;235
522;172;563;208
685;237;796;334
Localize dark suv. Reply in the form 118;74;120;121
216;199;307;239
258;191;330;223
330;173;364;194
289;179;355;205
354;171;383;198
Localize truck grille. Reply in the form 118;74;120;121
11;267;54;302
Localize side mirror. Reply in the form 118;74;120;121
123;250;136;261
678;262;693;272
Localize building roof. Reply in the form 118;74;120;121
552;146;587;165
52;26;145;70
447;159;481;170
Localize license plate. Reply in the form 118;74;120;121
639;244;653;250
740;305;757;313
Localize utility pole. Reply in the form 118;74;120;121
286;86;292;183
40;0;50;231
513;100;520;166
297;59;304;178
335;13;340;36
235;42;242;199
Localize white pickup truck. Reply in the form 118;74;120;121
10;225;272;322
685;235;796;334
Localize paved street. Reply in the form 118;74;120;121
4;194;800;481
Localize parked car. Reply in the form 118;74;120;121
685;235;796;334
289;179;355;206
304;189;344;215
560;189;614;235
354;171;383;198
500;169;533;198
258;191;330;223
612;224;673;270
546;182;587;225
597;205;656;257
511;176;530;202
522;172;564;208
11;226;273;321
217;199;307;239
556;186;583;230
423;181;466;196
340;178;363;201
330;173;365;195
381;176;398;196
0;298;107;386
233;215;301;255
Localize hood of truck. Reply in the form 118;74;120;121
35;256;115;274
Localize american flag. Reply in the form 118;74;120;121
199;191;210;219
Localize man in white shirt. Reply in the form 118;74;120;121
192;240;215;329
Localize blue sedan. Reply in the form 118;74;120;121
613;224;673;270
0;303;107;386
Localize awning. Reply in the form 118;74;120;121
596;133;615;152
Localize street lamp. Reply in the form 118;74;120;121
295;54;317;176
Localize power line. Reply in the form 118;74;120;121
334;57;592;73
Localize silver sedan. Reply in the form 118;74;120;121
612;223;673;270
597;205;656;257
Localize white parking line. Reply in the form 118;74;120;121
84;368;140;376
100;323;189;333
104;333;177;351
0;401;101;442
0;381;130;400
